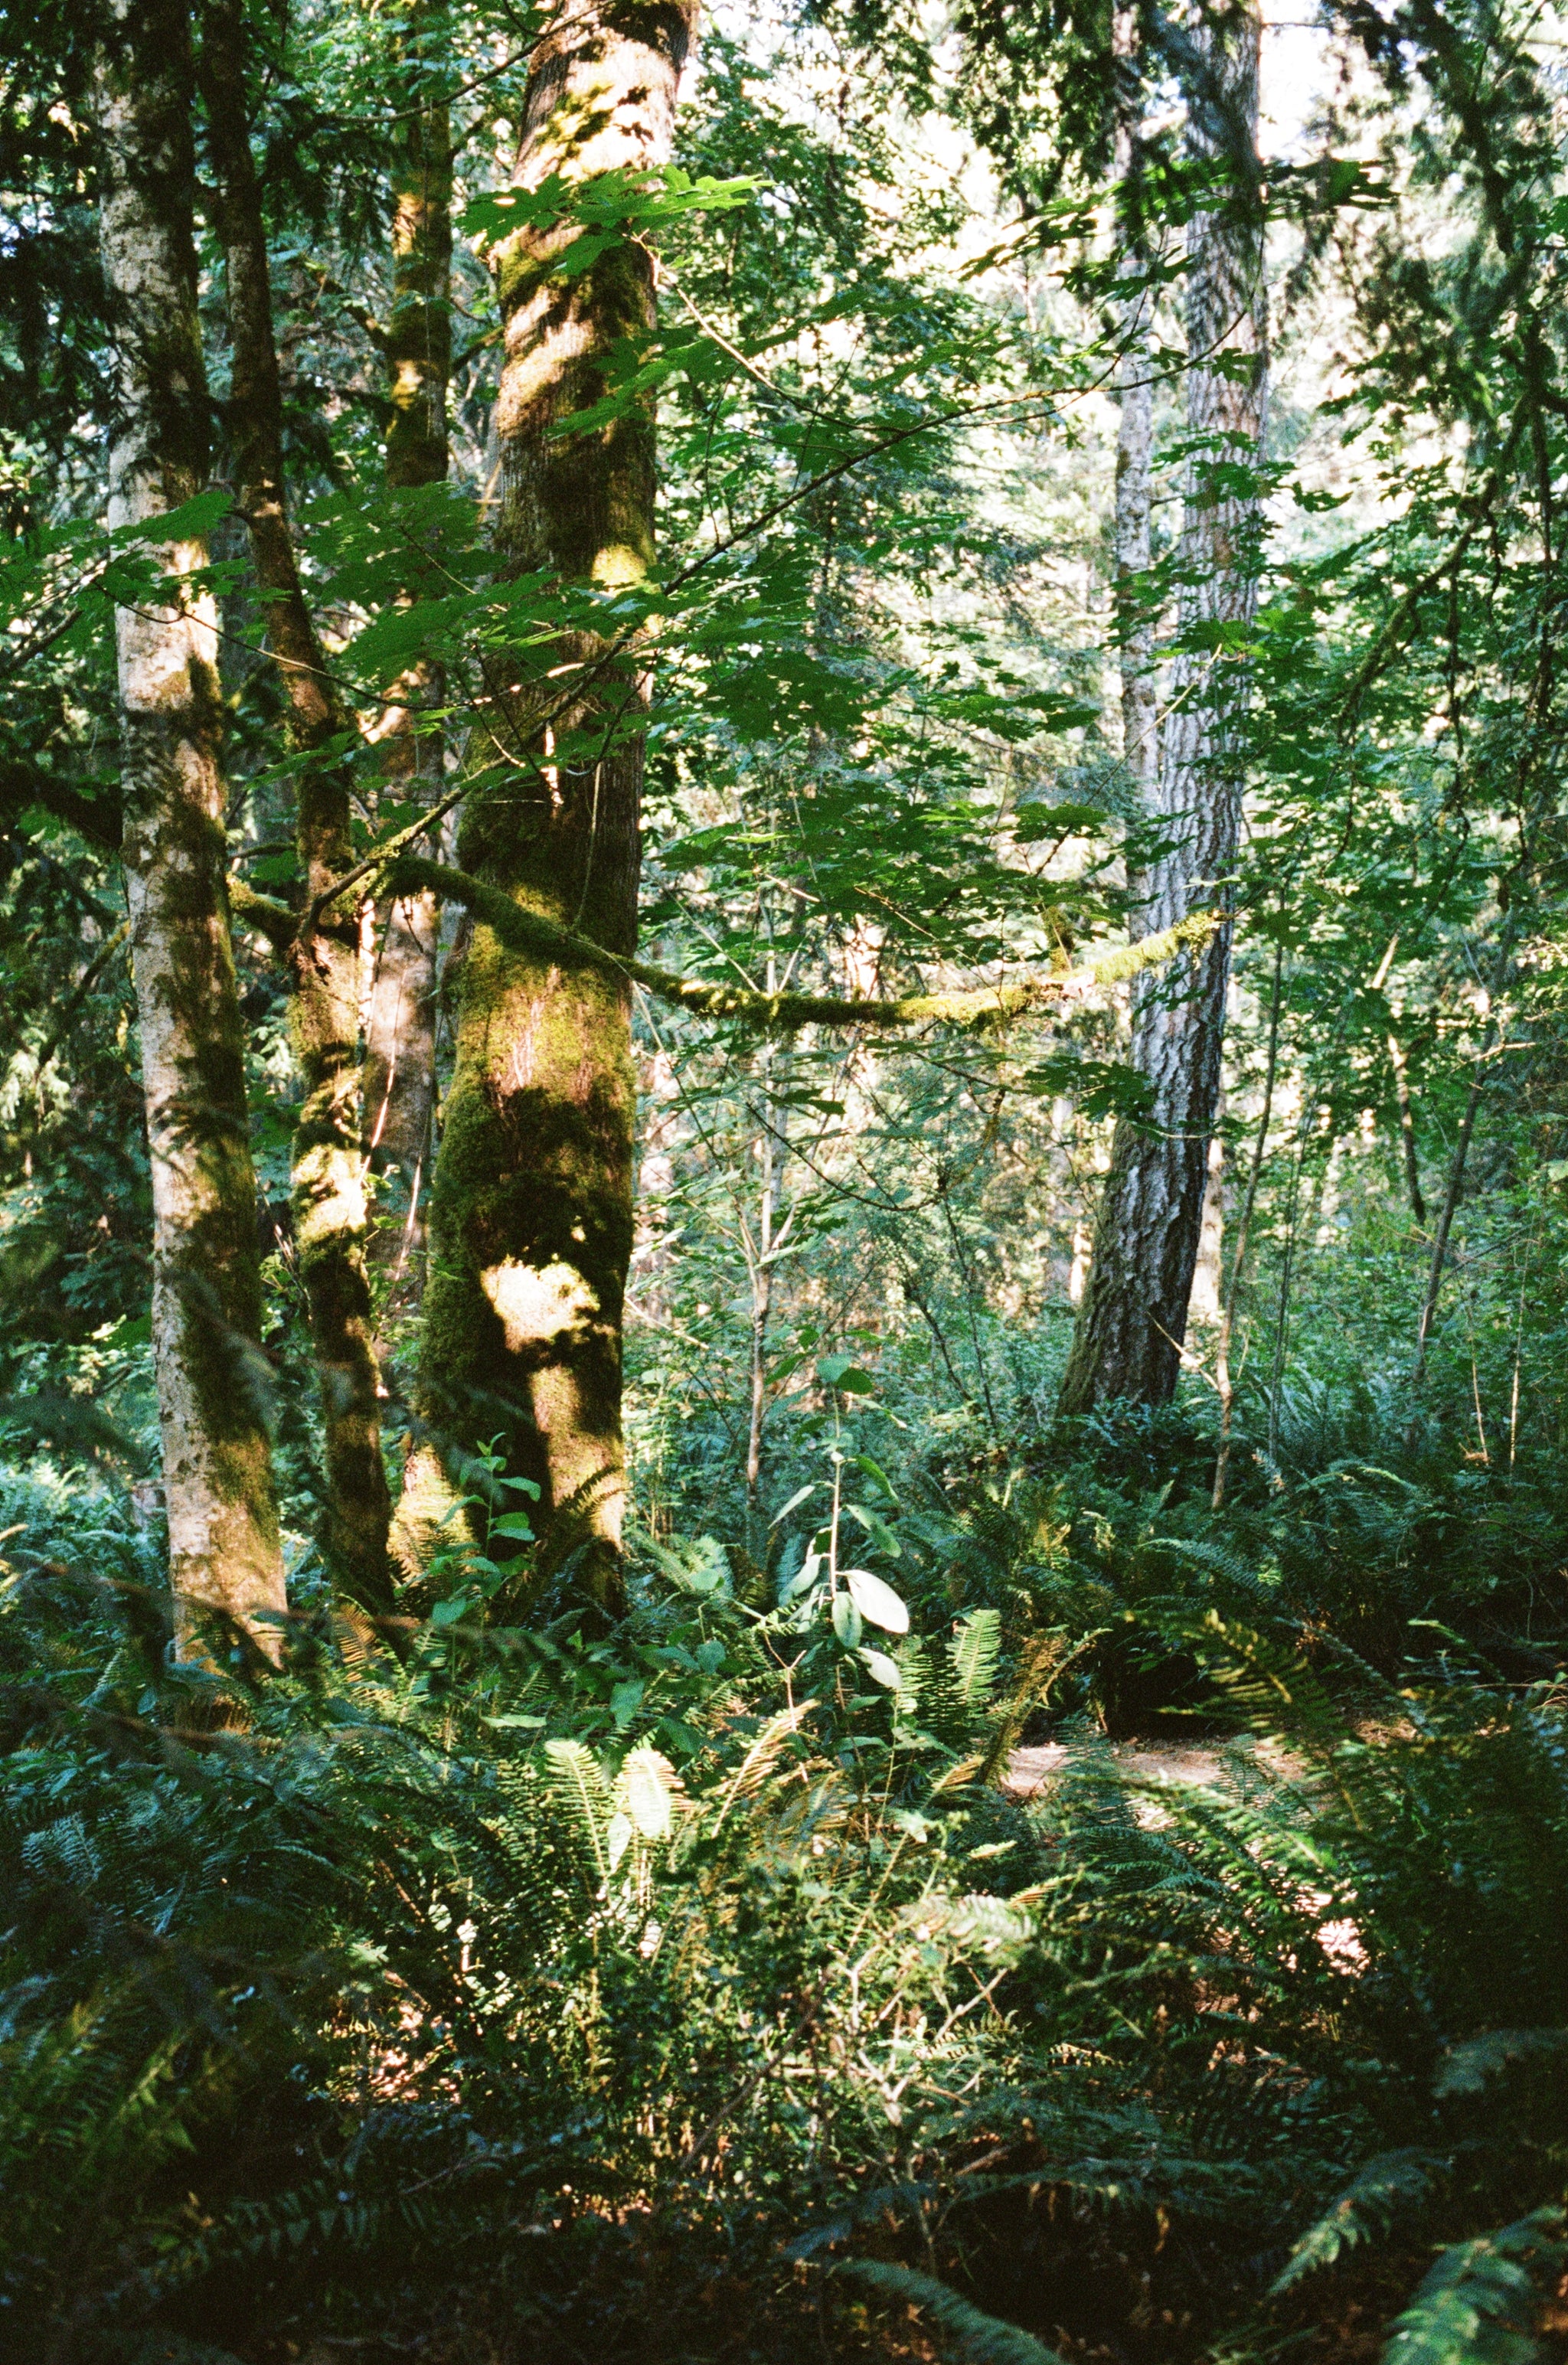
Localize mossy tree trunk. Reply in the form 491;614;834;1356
1057;0;1266;1416
403;0;700;1615
198;0;392;1606
94;0;286;1653
362;0;451;1341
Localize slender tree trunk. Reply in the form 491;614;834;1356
1212;936;1282;1506
1189;1107;1227;1323
403;0;701;1613
1058;0;1266;1416
1404;923;1519;1437
1386;1025;1427;1223
198;0;391;1606
94;0;285;1654
1407;1048;1491;1411
745;1000;788;1511
362;0;451;1339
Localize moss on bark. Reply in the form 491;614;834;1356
96;0;286;1653
200;0;390;1605
407;0;698;1615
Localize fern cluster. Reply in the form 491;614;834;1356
3;1482;1566;2365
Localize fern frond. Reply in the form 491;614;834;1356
541;1739;616;1885
949;1609;1002;1709
1383;2209;1568;2365
710;1699;816;1832
1435;2027;1568;2098
1271;2151;1448;2293
840;2261;1068;2365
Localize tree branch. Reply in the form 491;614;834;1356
387;854;1220;1034
228;876;298;954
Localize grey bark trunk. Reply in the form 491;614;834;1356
1112;4;1158;830
1058;0;1266;1416
362;4;452;1339
95;0;286;1654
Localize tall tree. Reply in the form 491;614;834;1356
1111;1;1158;823
398;0;701;1612
93;0;285;1650
361;0;452;1336
198;0;392;1604
1057;0;1266;1415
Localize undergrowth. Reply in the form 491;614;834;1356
2;1457;1567;2365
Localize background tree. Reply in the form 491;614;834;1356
361;0;452;1338
1058;0;1267;1413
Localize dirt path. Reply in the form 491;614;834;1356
1005;1735;1303;1801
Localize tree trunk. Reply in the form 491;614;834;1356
1057;0;1266;1416
745;995;789;1511
94;0;285;1655
362;0;451;1340
1112;2;1158;827
1212;935;1282;1507
198;0;391;1606
1386;1024;1427;1223
403;0;700;1613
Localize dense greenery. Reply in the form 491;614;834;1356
5;0;1568;2357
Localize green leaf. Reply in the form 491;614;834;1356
1011;800;1112;841
611;1679;646;1729
844;1568;909;1634
847;1503;901;1559
770;1480;822;1525
851;1454;898;1501
832;1592;864;1650
1435;2029;1568;2098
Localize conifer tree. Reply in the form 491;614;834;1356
1059;0;1266;1414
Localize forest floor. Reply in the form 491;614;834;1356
1005;1736;1303;1797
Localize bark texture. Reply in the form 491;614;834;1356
199;0;391;1604
362;2;452;1333
95;0;285;1651
1112;3;1159;824
405;0;699;1613
1058;0;1266;1416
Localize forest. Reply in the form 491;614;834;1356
3;0;1568;2356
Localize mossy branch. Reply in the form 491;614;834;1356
386;854;1222;1034
228;877;298;954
